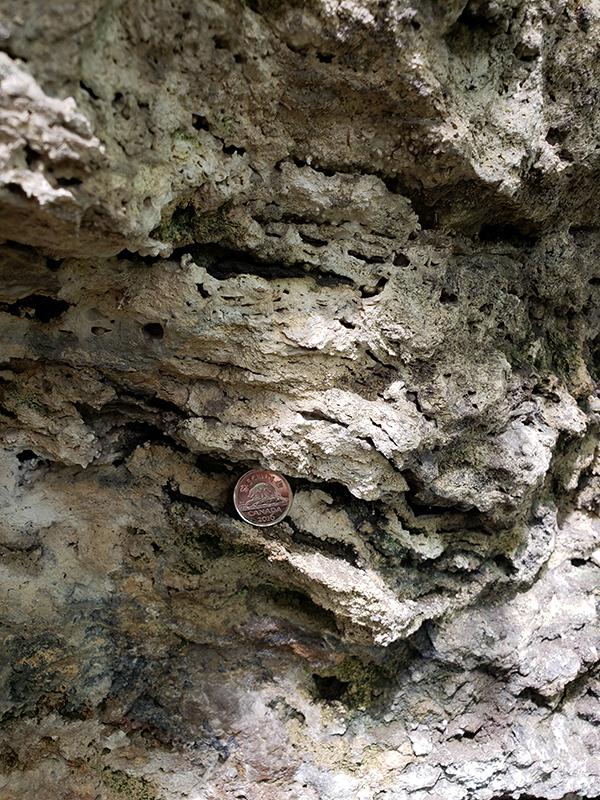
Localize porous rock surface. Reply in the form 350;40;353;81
1;1;600;798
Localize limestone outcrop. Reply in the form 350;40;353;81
1;2;600;798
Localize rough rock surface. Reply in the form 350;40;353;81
1;1;600;798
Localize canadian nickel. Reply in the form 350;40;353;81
233;469;293;527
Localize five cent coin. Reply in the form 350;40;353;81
233;469;293;527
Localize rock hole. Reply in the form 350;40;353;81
192;114;209;130
440;289;458;304
299;231;328;247
4;294;70;323
313;674;349;703
576;6;592;31
234;53;247;64
393;252;410;267
478;222;539;243
91;326;111;336
223;143;246;156
24;145;40;168
360;277;388;298
40;737;56;748
301;410;342;424
493;554;517;575
514;44;538;62
348;249;386;264
56;177;82;188
5;183;27;197
197;283;210;298
339;319;355;329
143;322;165;339
589;277;600;286
213;36;231;50
79;80;100;100
46;258;63;272
570;558;587;567
316;52;334;62
16;449;38;462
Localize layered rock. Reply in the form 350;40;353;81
1;1;600;798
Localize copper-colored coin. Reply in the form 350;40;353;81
233;469;293;527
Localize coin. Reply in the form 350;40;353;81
233;469;293;527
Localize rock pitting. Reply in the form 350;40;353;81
1;1;600;798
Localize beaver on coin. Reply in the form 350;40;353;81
233;469;293;527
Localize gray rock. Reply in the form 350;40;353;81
1;1;600;798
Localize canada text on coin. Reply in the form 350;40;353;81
234;469;293;527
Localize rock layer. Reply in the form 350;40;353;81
1;1;600;799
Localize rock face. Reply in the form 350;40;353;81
1;1;600;798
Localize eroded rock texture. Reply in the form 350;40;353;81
1;1;600;798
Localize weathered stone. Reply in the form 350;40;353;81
2;1;600;798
